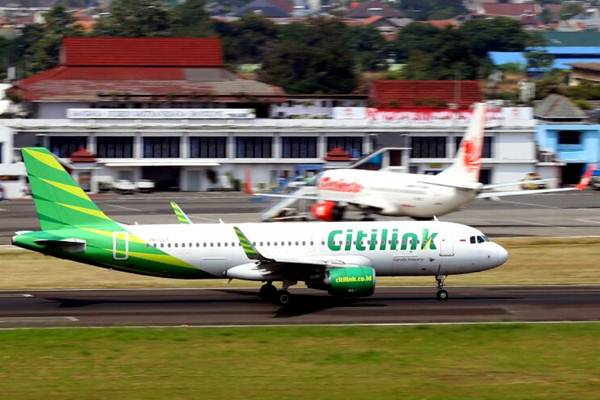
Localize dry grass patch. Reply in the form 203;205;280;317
1;236;600;289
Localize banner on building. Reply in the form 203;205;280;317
67;108;256;119
332;107;534;127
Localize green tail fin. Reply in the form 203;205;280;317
170;201;193;224
21;147;113;230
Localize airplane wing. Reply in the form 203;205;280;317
477;187;578;199
230;226;372;280
482;179;555;190
170;201;193;224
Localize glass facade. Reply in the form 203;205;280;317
96;137;134;158
235;137;272;158
143;137;180;158
49;136;88;158
281;137;318;158
326;137;362;158
411;137;446;158
189;137;227;158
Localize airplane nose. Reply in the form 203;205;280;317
494;244;508;266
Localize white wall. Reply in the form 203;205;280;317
495;131;536;162
38;102;90;119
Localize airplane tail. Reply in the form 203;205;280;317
21;147;115;230
576;163;595;190
437;102;486;184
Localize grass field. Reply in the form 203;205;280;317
0;323;599;400
1;237;600;289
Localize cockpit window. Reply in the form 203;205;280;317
470;235;489;244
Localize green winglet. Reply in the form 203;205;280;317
170;201;193;224
233;226;268;261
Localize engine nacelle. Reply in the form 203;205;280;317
311;201;345;221
307;266;376;297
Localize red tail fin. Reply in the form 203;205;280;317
576;164;595;190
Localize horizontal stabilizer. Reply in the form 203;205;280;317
34;238;86;253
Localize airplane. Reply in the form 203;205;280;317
11;147;508;305
260;103;585;221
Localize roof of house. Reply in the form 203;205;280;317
534;94;587;120
370;80;482;109
481;3;538;16
61;37;223;67
425;19;460;29
346;1;403;19
570;62;600;72
235;0;292;17
13;37;285;103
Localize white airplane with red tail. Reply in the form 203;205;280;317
261;103;589;221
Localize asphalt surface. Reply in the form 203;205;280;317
1;286;599;328
2;190;600;243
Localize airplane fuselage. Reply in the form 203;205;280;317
318;169;480;218
13;221;506;280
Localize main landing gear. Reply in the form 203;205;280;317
435;275;448;301
259;281;296;306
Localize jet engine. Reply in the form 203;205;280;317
307;266;376;297
311;201;345;221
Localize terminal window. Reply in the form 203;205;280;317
326;137;363;158
411;137;446;158
189;137;227;158
143;137;180;158
49;136;88;158
281;137;318;158
97;137;133;158
454;137;493;158
558;131;581;145
235;137;272;158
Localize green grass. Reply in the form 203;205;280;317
2;237;600;289
1;324;600;399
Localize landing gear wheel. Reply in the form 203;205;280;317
436;289;449;301
259;282;277;300
435;275;448;301
276;290;292;306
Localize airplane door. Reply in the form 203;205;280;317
112;231;129;260
439;235;454;256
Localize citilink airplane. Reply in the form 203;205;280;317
12;147;508;305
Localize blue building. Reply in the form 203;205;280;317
535;95;599;183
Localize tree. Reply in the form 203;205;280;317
393;0;466;20
217;14;279;64
394;23;441;61
92;0;171;37
461;18;529;58
21;5;82;75
171;0;213;37
526;50;555;71
259;18;357;94
560;3;584;20
346;25;388;71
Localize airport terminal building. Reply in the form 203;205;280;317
0;37;560;197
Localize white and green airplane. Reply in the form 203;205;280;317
12;147;508;305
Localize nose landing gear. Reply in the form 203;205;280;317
435;275;448;301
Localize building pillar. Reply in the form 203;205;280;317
88;134;96;154
273;133;281;159
181;133;189;158
134;134;142;159
228;133;235;159
318;134;326;159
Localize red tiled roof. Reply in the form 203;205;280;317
60;37;223;67
426;19;460;29
370;80;482;109
12;38;285;103
481;3;537;17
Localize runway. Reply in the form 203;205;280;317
1;191;600;243
1;285;600;328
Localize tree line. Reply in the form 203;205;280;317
1;0;543;95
